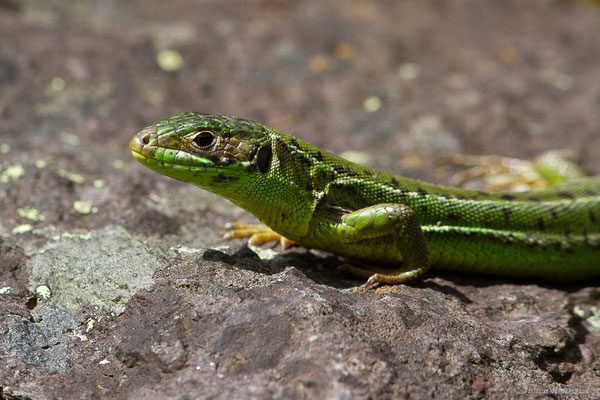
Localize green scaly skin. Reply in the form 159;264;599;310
130;112;600;285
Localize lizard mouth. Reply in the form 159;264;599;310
130;125;250;172
130;125;210;168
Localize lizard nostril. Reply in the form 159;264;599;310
136;126;158;145
130;126;157;153
140;132;151;144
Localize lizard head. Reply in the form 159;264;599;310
130;112;274;192
130;112;347;232
130;112;320;230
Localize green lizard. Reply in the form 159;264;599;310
130;112;600;286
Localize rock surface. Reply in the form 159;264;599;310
1;0;600;399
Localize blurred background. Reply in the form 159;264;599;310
1;0;599;179
1;2;600;398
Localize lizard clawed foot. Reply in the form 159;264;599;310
223;220;295;249
338;263;429;290
336;264;379;291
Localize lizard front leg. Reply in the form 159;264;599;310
328;203;431;287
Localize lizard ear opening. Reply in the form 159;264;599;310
256;145;272;174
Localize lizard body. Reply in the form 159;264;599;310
130;112;600;285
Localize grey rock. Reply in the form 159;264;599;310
1;0;600;399
28;226;168;315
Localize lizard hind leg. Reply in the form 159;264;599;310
334;203;432;287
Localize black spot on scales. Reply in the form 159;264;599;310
502;207;512;222
390;178;400;187
331;165;345;175
527;196;540;202
589;210;597;223
313;152;324;162
248;144;260;162
297;153;313;167
448;212;460;221
483;213;492;227
399;188;410;199
275;137;286;150
558;191;575;200
331;165;344;173
331;165;360;177
554;242;562;252
501;194;516;201
538;218;545;231
213;173;240;183
416;188;428;197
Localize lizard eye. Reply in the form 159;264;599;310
192;131;215;148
